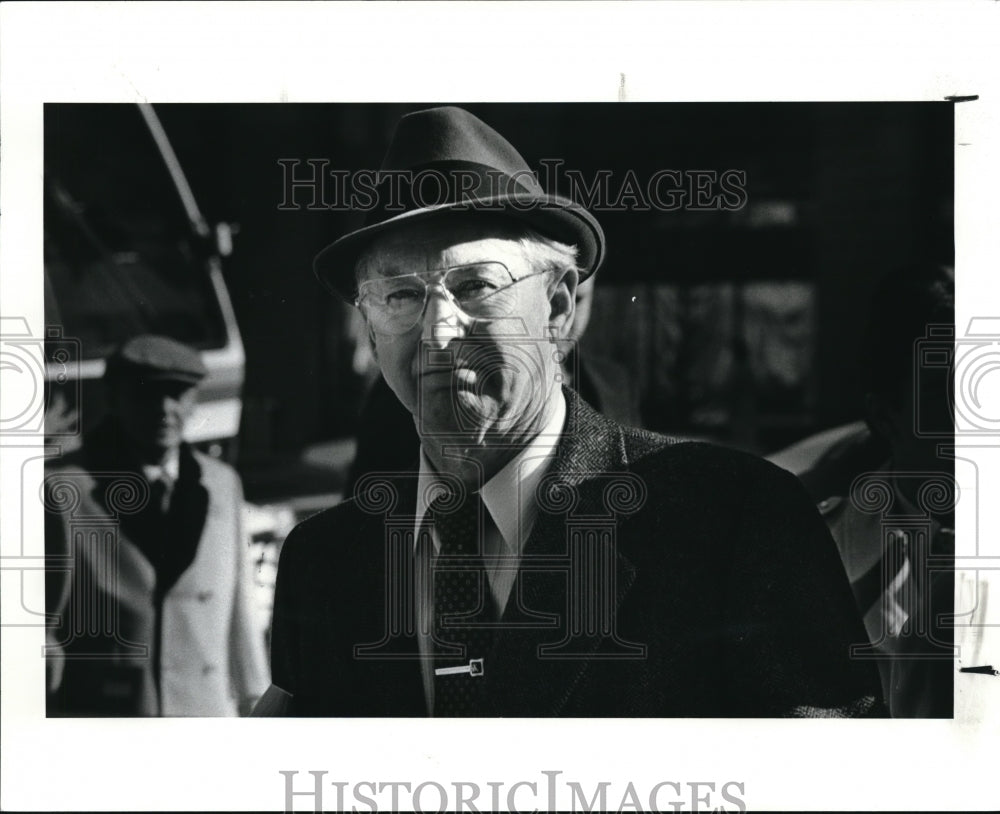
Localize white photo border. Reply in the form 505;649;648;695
1;2;997;811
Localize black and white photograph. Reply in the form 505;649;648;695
2;2;997;811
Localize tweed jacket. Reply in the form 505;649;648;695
266;390;882;717
45;423;270;716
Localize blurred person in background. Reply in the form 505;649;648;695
807;264;955;717
45;335;269;716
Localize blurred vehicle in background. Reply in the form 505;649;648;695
767;420;883;502
44;103;244;458
43;103;294;632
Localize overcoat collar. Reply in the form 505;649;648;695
83;419;210;596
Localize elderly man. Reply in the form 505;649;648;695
45;335;269;716
260;106;881;717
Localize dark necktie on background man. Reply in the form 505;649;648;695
145;470;178;604
149;471;174;517
430;492;497;716
132;460;206;599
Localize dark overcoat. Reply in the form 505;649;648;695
267;391;882;717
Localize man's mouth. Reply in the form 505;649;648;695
419;367;478;389
452;368;477;389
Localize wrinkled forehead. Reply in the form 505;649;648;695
356;214;530;281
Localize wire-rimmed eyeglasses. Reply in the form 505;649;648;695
354;262;549;335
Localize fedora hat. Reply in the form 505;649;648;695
313;106;606;301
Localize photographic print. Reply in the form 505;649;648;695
2;2;997;811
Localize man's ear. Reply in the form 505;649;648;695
547;267;579;340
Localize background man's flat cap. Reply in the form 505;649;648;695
105;335;208;384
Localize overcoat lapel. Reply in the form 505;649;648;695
348;471;427;716
83;420;209;595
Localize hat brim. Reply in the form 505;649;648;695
313;193;605;301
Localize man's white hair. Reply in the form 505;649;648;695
514;227;579;280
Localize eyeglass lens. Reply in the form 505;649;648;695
359;262;521;333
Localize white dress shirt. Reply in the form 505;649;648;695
142;450;181;512
141;449;180;485
413;390;566;713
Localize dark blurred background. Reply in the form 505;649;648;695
45;102;953;504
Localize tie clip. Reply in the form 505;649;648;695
435;658;484;678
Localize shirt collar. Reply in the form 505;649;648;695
142;449;180;484
416;389;566;554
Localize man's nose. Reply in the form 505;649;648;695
420;285;470;350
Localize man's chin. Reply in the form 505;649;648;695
415;389;497;441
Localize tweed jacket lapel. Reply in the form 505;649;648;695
477;389;641;715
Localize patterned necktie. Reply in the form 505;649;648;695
429;491;496;716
